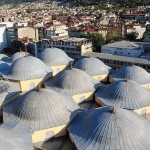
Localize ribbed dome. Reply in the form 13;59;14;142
74;57;111;76
0;79;9;94
0;122;33;150
68;106;150;150
40;48;73;66
10;52;31;63
44;68;100;95
3;88;79;131
109;65;150;84
7;56;52;80
95;80;150;110
0;54;10;63
0;61;10;74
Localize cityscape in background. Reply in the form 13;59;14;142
0;0;150;150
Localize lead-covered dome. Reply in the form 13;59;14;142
44;68;100;95
68;106;150;150
109;65;150;84
95;80;150;110
74;57;111;76
0;122;33;150
40;48;73;66
0;54;10;63
10;52;31;63
0;61;10;75
6;56;52;81
3;88;79;131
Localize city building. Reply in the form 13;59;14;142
0;22;14;51
40;48;73;76
37;38;92;59
44;24;68;39
6;56;52;92
44;68;100;104
101;41;143;57
68;106;150;150
95;80;150;115
6;26;39;47
3;88;79;147
74;57;111;82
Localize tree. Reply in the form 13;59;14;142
81;33;105;52
125;32;139;41
106;27;124;42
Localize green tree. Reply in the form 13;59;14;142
106;27;124;42
81;33;105;52
125;32;139;41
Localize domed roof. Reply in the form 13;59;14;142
68;106;150;150
74;57;111;76
7;56;52;80
0;54;10;63
95;80;150;110
40;48;73;66
0;79;9;94
3;88;79;131
0;122;33;150
109;65;150;84
0;61;10;74
10;52;31;63
44;68;100;95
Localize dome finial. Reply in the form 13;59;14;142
38;83;42;92
112;106;116;114
89;52;91;58
70;62;73;70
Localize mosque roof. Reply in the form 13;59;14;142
109;65;150;84
95;80;150;110
68;106;150;150
74;57;111;76
44;68;100;95
40;48;73;66
3;88;79;132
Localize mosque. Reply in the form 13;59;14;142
0;47;150;150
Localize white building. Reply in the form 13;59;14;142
101;41;144;58
0;22;14;51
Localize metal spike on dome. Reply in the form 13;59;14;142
112;106;116;114
89;52;91;58
70;62;73;70
38;84;42;92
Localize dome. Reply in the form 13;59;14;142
68;106;150;150
7;56;52;80
40;48;73;66
95;80;150;110
44;68;100;95
109;65;150;84
0;122;33;150
0;79;9;94
0;61;10;74
74;57;111;76
0;54;10;63
3;88;79;131
10;52;31;63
